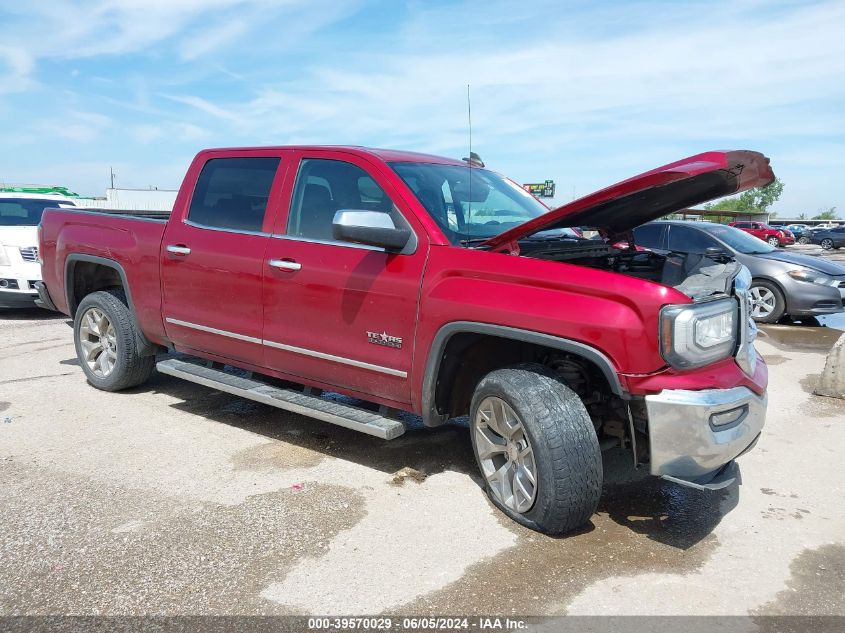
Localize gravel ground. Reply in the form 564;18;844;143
1;302;844;616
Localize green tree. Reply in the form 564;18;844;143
813;206;838;220
798;212;807;220
704;177;785;214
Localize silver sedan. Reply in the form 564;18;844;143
634;221;845;323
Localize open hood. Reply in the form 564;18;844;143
481;150;774;251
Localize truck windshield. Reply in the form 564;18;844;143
0;198;70;226
390;162;575;245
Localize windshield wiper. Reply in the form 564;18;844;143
459;238;491;247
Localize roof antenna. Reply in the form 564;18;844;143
462;84;484;168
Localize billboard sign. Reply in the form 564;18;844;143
523;180;555;198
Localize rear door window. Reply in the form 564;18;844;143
632;224;666;250
187;157;280;232
667;225;720;254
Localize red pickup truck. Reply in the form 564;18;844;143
728;221;794;247
38;147;772;534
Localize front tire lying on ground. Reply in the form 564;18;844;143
469;364;602;535
74;289;155;391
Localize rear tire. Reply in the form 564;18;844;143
749;280;786;323
469;363;602;535
74;289;155;391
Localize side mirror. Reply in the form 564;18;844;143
705;246;732;261
332;210;411;252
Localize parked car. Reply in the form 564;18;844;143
634;221;845;322
0;192;76;308
811;226;845;250
728;221;794;247
40;147;771;534
784;224;811;242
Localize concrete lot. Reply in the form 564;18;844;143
1;287;844;615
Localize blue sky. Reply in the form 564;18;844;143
0;0;843;215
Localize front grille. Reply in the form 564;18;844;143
19;247;38;262
28;280;39;290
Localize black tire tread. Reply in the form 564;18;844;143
74;289;155;391
471;363;602;535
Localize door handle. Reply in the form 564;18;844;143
167;245;191;256
268;259;302;271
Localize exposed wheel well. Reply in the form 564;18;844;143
65;257;161;357
68;261;124;316
431;332;625;428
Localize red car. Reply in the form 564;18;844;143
38;147;772;534
729;221;794;247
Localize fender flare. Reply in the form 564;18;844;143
421;321;626;426
64;254;157;356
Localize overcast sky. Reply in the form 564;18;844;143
0;0;843;215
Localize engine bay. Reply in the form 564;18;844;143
518;236;741;300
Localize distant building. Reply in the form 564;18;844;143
77;187;177;212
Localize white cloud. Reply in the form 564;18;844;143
0;45;34;93
179;18;250;61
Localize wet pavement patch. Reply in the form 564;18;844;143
231;440;325;471
761;354;789;366
758;325;843;352
800;373;845;418
0;460;366;614
752;544;845;618
400;449;728;615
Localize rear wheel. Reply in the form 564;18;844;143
767;236;780;247
74;289;155;391
749;280;786;323
469;364;602;535
821;238;834;250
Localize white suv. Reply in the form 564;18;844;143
0;192;76;308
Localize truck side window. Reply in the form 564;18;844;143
287;159;403;242
187;157;280;232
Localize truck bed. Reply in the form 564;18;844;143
39;206;169;344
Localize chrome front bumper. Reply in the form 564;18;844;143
645;386;767;490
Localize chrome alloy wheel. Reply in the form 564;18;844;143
473;396;538;513
78;307;118;378
749;286;776;319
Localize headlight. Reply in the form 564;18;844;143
0;245;10;267
787;268;836;286
660;298;737;368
